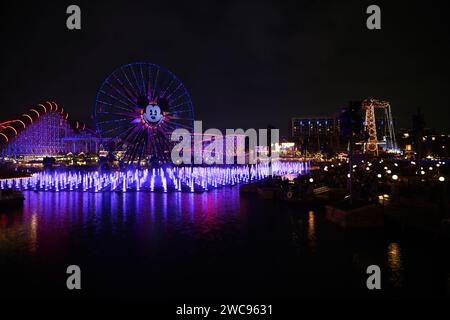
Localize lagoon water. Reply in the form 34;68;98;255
0;188;448;300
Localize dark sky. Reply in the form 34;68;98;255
1;0;449;135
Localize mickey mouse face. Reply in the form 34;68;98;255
143;104;163;124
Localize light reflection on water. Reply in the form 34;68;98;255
307;211;317;252
0;188;448;299
0;188;246;258
30;213;37;253
387;242;404;287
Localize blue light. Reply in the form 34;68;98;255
1;162;311;193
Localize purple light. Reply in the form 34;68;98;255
2;161;310;193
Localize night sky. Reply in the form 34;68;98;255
1;0;449;135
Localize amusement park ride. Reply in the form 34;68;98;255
0;101;94;158
1;62;399;165
362;98;398;155
93;62;195;164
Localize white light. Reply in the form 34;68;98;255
377;174;382;178
347;174;351;178
384;166;388;170
392;175;399;181
366;167;370;171
309;178;314;183
439;176;445;182
421;170;425;175
394;163;398;167
324;166;328;171
387;170;392;174
429;167;433;171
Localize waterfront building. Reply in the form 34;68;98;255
289;115;341;155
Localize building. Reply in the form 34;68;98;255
397;128;450;159
289;116;341;155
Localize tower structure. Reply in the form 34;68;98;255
362;98;397;155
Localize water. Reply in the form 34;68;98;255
0;161;310;193
0;189;449;300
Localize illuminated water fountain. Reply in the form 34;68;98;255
0;161;309;193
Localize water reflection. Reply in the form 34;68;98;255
0;188;246;258
387;242;404;287
30;213;37;253
307;211;317;252
0;189;447;299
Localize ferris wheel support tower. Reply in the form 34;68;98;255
362;98;397;155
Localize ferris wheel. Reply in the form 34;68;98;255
93;62;194;164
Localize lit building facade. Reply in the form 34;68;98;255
290;116;341;155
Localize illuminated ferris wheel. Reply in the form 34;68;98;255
93;62;194;164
